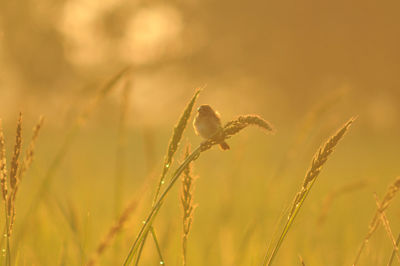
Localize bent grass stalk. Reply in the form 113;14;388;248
264;117;355;266
123;114;274;266
134;90;201;265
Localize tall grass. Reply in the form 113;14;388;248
133;89;201;265
123;109;274;265
0;114;44;265
264;117;355;266
13;67;132;251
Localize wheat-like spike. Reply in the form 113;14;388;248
288;118;355;218
0;120;8;201
9;113;22;193
302;118;354;188
7;113;22;225
134;90;201;266
181;144;196;266
153;89;201;204
200;115;275;152
353;176;400;265
18;116;44;181
8;116;44;234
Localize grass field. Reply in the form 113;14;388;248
0;80;399;266
1;2;400;265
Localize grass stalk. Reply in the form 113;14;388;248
123;114;274;265
134;90;201;265
353;176;400;265
150;227;166;265
264;117;355;266
181;145;196;266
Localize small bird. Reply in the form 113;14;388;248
193;104;230;150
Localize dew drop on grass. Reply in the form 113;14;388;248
161;180;165;184
165;163;170;168
142;221;146;224
160;261;164;265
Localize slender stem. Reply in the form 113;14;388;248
133;229;165;266
151;227;166;265
133;234;147;266
4;202;11;266
264;181;315;266
123;146;202;266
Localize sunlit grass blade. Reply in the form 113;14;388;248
264;117;355;266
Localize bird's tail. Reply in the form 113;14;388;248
219;141;230;150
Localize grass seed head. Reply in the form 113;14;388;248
0;120;8;201
9;113;22;192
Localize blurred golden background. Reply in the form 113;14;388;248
0;0;400;265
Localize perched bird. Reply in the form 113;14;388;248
193;105;230;150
